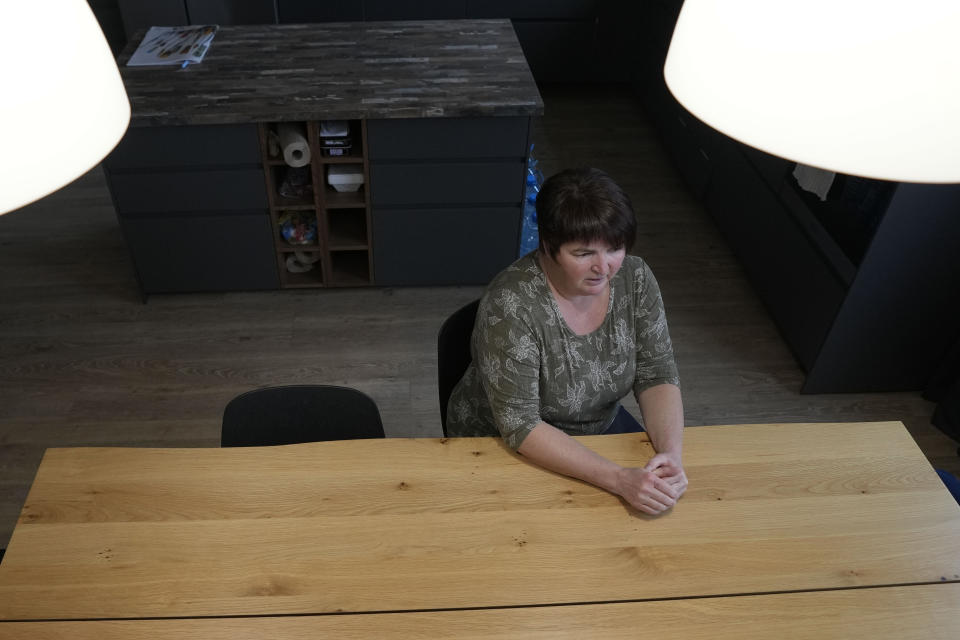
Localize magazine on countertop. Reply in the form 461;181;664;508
126;25;219;67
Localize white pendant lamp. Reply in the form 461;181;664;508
1;1;131;214
664;0;960;183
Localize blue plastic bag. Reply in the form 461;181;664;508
518;145;544;256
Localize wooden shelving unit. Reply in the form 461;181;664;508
259;120;373;288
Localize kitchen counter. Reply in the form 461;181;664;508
107;20;541;293
118;20;544;126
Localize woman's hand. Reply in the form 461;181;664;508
613;467;679;515
644;452;688;498
517;422;687;516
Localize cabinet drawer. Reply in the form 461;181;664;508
367;118;529;160
110;169;268;215
652;96;715;200
512;21;596;83
373;206;520;285
118;0;188;38
122;213;278;293
185;0;276;24
706;145;846;371
466;0;597;19
364;0;466;19
370;162;524;206
278;0;363;22
106;124;261;170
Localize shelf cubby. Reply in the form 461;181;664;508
282;265;325;288
327;209;369;249
324;186;367;209
329;250;371;286
259;120;373;288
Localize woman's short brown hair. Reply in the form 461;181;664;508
535;167;636;258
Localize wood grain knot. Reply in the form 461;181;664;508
244;576;298;597
397;481;410;490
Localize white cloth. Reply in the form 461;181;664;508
792;163;836;201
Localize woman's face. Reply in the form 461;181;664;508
547;240;626;297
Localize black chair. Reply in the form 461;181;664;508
936;469;960;505
221;385;385;447
437;299;480;436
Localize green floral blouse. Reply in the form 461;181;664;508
446;253;680;449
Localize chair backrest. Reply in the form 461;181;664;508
936;468;960;505
221;385;385;447
437;299;480;436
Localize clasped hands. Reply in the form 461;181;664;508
614;451;687;516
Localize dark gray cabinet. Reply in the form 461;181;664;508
801;183;960;392
107;125;264;168
372;206;521;285
279;0;465;22
121;213;278;293
467;0;600;83
104;124;279;295
186;0;277;25
705;143;848;374
277;0;363;22
106;19;540;293
366;117;530;160
109;170;268;214
509;20;596;83
105;117;531;292
117;0;188;38
635;1;960;393
370;163;525;207
367;117;530;285
364;0;466;20
117;0;275;37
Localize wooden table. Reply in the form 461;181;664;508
1;422;958;638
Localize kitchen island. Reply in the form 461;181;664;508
105;20;543;294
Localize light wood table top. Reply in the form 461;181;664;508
1;584;958;640
0;422;958;623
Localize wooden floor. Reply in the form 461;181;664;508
1;85;957;549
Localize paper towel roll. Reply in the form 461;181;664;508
276;123;311;168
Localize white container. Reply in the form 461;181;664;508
327;165;364;192
320;120;350;137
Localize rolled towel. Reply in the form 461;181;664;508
277;123;311;168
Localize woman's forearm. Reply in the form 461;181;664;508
636;383;684;456
516;421;679;514
516;422;623;493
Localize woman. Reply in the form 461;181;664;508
446;167;687;515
